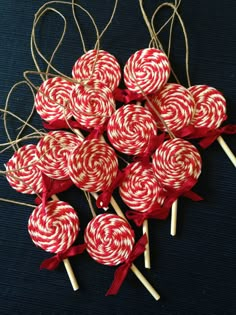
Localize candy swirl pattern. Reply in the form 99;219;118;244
68;139;118;192
84;213;135;266
71;80;115;128
6;144;43;194
146;83;195;133
35;77;74;122
119;162;165;212
124;48;170;95
152;138;202;191
36;131;81;180
28;200;79;253
188;85;227;130
107;104;157;155
72;50;121;91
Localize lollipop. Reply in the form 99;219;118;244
107;104;157;156
68;139;118;192
71;80;115;129
124;48;170;95
84;213;160;299
120;162;167;268
72;50;121;91
189;85;236;167
28;199;83;290
146;83;195;134
152;138;202;235
35;77;74;123
6;144;43;194
36;130;81;180
120;162;165;213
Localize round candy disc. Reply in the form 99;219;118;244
107;104;157;155
84;213;135;266
6;144;43;194
72;50;121;91
188;85;227;130
35;77;74;122
71;80;115;128
146;83;195;133
68;139;118;192
119;162;165;212
124;48;170;95
28;200;79;253
152;138;202;191
36;131;81;180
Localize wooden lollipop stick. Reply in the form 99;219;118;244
143;219;151;269
51;194;79;291
130;264;160;300
63;258;79;291
217;136;236;167
171;199;178;236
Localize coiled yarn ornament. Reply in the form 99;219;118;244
107;104;157;155
119;162;164;212
124;48;170;95
84;213;135;266
188;85;227;130
35;130;81;180
6;144;43;194
68;139;118;192
71;80;115;128
28;200;79;253
72;50;121;91
146;83;195;133
35;77;74;122
152;138;202;191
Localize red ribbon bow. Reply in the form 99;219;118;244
126;203;170;227
198;124;236;148
96;170;126;208
134;134;165;164
43;118;84;130
113;88;145;104
35;174;74;211
40;244;86;270
105;233;148;296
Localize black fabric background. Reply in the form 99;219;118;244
0;1;236;314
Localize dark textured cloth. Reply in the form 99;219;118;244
0;1;236;314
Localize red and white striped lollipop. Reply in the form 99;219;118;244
189;85;227;130
28;199;80;290
68;139;118;192
188;85;236;167
35;77;74;122
124;48;170;95
107;104;157;155
120;162;164;213
6;144;43;194
152;138;202;191
84;213;135;266
146;83;195;133
84;213;160;299
36;130;81;180
72;50;121;91
71;80;115;128
152;138;202;236
28;200;79;253
120;162;166;269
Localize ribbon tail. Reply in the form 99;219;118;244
106;264;130;296
40;255;60;270
199;135;219;148
183;190;203;201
